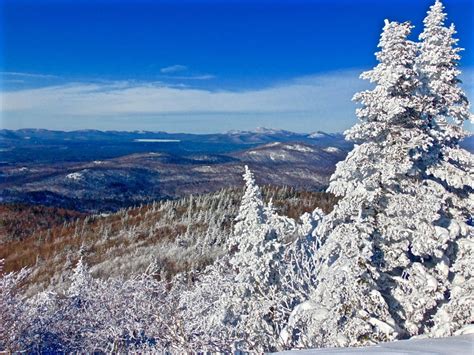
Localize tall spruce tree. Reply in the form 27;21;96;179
178;166;302;352
224;166;289;351
416;0;474;336
290;14;473;347
312;20;422;346
417;0;472;142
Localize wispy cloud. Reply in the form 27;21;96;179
1;71;58;79
1;69;370;132
161;74;216;80
160;65;188;74
2;70;365;114
2;67;472;133
158;65;214;80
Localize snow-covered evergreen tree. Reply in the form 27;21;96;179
417;0;472;142
308;20;422;346
278;209;324;349
288;15;473;347
178;166;278;351
22;290;63;353
416;0;474;336
178;166;308;352
0;260;29;352
67;256;94;299
176;264;238;352
227;165;266;253
228;166;303;351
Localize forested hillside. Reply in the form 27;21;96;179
1;186;337;291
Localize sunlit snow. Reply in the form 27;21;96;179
279;334;474;354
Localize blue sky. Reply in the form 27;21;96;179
1;0;473;133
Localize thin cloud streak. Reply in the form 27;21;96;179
160;65;188;74
1;71;58;79
160;74;216;80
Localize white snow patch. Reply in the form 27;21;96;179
309;132;326;138
255;127;286;134
269;152;289;160
66;172;84;181
286;144;315;153
278;334;474;354
368;317;396;335
324;147;341;153
280;301;327;346
193;165;215;173
454;324;474;335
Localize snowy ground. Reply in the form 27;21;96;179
279;335;473;354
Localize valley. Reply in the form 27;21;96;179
0;128;351;212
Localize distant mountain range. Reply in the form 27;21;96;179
1;128;471;212
0;128;351;162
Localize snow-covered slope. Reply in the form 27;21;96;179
233;142;347;165
279;335;474;354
